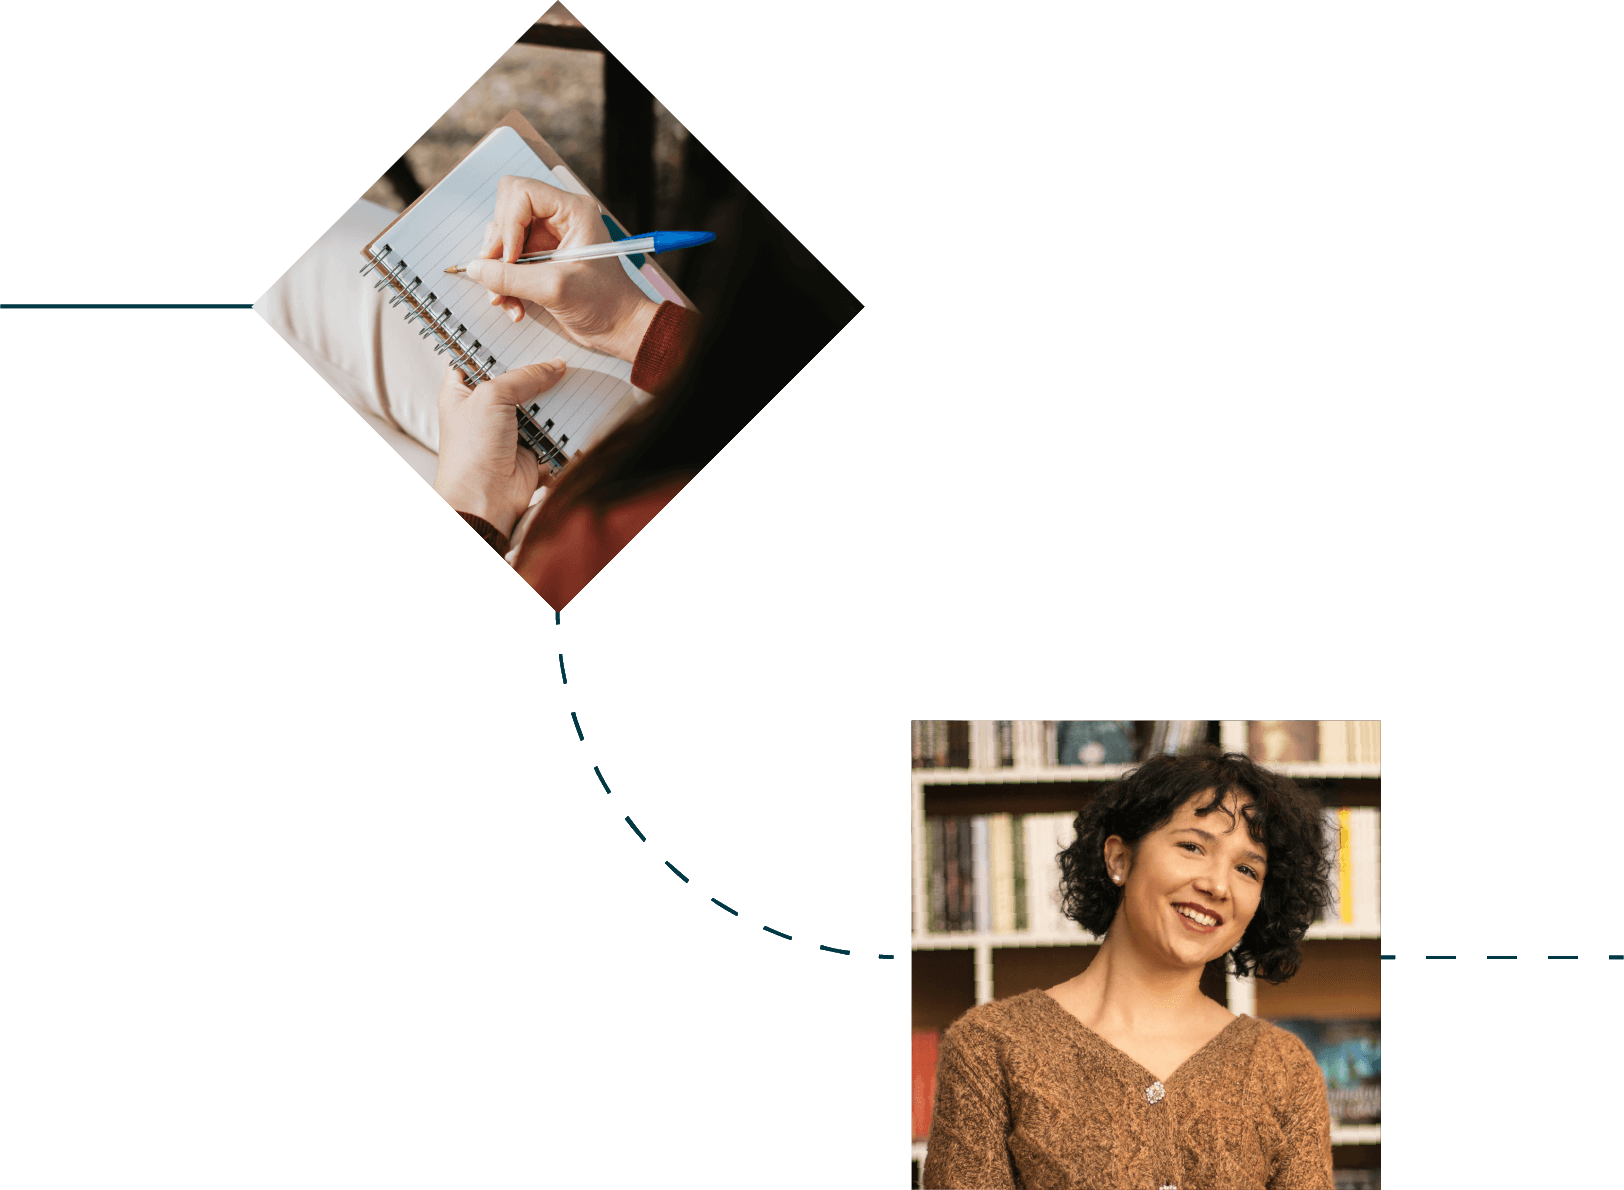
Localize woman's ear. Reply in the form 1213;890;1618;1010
1103;835;1130;885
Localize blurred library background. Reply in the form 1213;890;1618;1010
910;721;1381;1190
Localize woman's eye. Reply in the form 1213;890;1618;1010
1182;837;1253;876
1179;842;1200;853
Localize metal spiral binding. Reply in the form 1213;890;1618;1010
366;241;573;475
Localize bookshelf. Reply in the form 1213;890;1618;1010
910;721;1380;1184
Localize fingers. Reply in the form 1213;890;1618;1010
474;221;530;323
496;357;574;404
478;221;501;261
436;363;475;414
486;290;526;323
461;256;566;309
495;176;557;264
493;175;600;260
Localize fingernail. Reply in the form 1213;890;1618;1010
488;292;501;305
550;357;567;370
508;305;522;322
462;260;484;280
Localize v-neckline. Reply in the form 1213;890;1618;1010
1036;988;1250;1086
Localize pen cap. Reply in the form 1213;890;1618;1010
647;230;716;254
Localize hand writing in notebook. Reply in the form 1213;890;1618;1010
460;176;659;364
431;358;569;539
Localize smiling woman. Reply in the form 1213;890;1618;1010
1058;743;1338;987
922;750;1337;1190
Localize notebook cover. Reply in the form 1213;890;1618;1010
362;108;698;311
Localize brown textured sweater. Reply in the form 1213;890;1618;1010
461;301;708;551
922;990;1332;1190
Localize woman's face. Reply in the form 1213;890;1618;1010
1107;788;1268;971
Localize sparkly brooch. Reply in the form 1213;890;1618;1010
1145;1081;1166;1105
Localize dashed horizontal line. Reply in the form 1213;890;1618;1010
763;926;791;940
665;861;689;883
820;945;850;955
625;816;645;841
1487;955;1517;960
879;954;894;959
1425;955;1456;959
711;898;738;916
1549;955;1577;960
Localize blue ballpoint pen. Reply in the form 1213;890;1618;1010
444;230;714;274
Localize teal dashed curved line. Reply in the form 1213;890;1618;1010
568;714;883;954
558;654;567;684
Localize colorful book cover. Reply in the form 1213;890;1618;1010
1268;1019;1380;1124
1055;721;1137;766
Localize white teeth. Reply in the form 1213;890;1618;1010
1177;906;1217;927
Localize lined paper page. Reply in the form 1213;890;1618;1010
371;126;633;462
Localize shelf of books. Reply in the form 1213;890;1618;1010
911;722;1381;1190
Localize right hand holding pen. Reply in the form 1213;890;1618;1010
460;176;658;364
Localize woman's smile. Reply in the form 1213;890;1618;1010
1171;901;1223;934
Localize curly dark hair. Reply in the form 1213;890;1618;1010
1057;748;1333;983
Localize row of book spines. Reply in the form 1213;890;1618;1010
921;807;1379;933
912;720;1380;769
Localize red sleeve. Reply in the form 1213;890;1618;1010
630;301;701;395
458;511;510;555
513;478;688;610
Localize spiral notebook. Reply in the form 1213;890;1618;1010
360;111;692;473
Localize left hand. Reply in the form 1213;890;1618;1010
432;358;568;539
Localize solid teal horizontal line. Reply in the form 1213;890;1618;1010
1487;955;1517;959
1613;955;1623;960
1425;955;1456;959
1380;955;1394;959
879;954;895;959
1548;955;1577;960
2;303;253;309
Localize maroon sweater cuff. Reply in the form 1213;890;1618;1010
458;512;510;555
630;301;702;395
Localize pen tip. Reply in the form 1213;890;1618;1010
444;265;462;274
